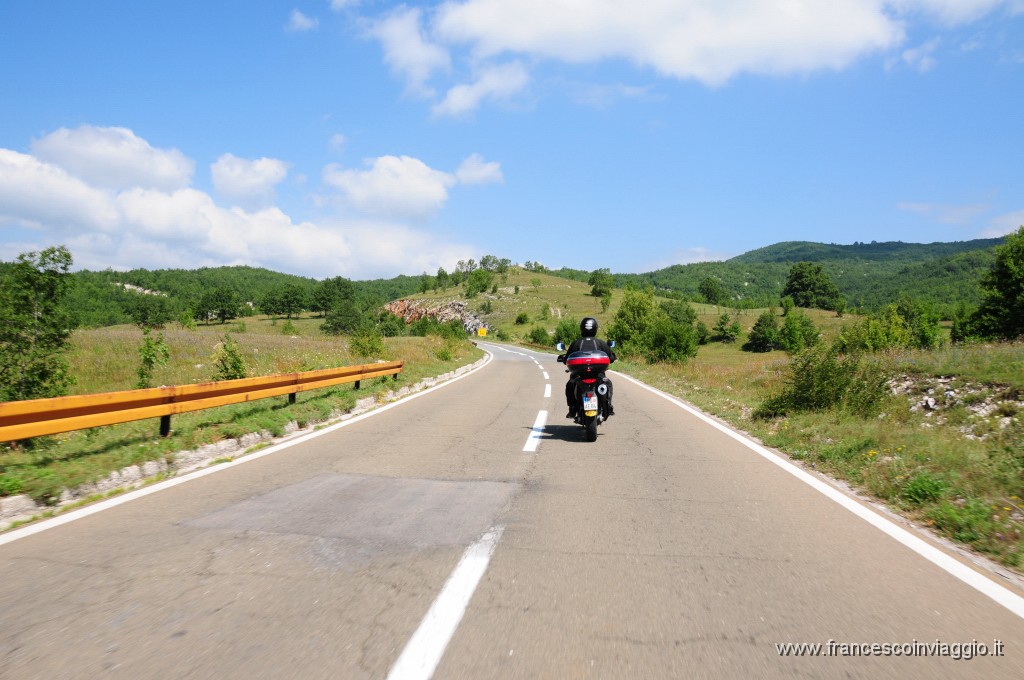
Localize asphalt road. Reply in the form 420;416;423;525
0;343;1021;679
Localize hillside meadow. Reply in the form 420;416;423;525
0;316;482;509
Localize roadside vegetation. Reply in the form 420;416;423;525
2;232;1022;572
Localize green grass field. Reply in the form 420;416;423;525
1;317;482;508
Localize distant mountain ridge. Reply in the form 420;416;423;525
729;238;1005;264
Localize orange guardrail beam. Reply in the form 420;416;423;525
0;360;404;443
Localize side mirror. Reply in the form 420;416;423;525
555;342;566;351
609;340;616;348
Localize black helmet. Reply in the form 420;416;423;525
580;317;598;337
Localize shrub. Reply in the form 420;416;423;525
779;310;819;353
280;320;296;335
514;312;529;325
553;317;580;347
349;324;386;358
641;315;698;364
377;312;406;337
212;334;247;381
755;344;889;418
743;310;780;352
712;313;741;343
136;328;170;389
608;288;656;351
528;325;550;345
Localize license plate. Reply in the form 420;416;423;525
583;395;598;411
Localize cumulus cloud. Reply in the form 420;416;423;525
329;133;347;152
980;210;1024;237
0;128;480;279
323;155;457;220
285;9;318;32
368;6;451;97
211;153;289;209
0;149;119;232
433;61;529;117
330;0;360;10
455;153;503;185
898;200;990;224
30;125;193;191
357;0;1015;114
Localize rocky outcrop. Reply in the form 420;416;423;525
384;299;488;334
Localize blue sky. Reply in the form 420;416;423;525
1;1;1022;279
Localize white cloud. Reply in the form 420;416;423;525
638;247;732;271
901;37;941;71
368;7;451;97
330;0;360;10
30;125;193;191
898;201;989;224
329;133;347;152
433;61;529;116
980;210;1024;237
425;0;1015;90
0;128;480;279
211;153;289;209
455;153;503;185
285;9;318;32
0;149;119;232
323;155;457;220
892;0;1010;24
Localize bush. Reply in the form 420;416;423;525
712;313;741;343
779;310;819;353
641;315;698;363
377;312;406;337
514;312;529;325
528;325;550;345
755;344;889;418
553;317;580;347
349;324;386;358
743;310;780;352
607;288;656;351
212;334;247;381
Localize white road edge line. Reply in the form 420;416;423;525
523;410;548;453
387;525;505;680
613;370;1024;620
0;349;496;548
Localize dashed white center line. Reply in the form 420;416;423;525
542;372;549;380
387;526;505;680
544;384;551;399
523;410;547;452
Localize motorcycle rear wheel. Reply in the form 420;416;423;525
585;417;598;442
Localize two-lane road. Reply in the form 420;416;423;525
0;343;1021;678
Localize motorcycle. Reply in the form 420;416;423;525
556;340;615;442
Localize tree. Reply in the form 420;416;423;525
970;226;1024;339
712;313;741;343
781;262;843;311
310;277;355;317
464;268;493;298
212;333;247;381
607;287;656;350
198;287;240;324
698;277;727;305
321;299;363;335
743;310;781;352
435;267;450;290
136;328;170;389
0;246;77;401
126;294;174;329
278;284;307;319
588;268;615;298
779;310;820;353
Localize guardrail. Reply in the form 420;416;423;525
0;360;404;443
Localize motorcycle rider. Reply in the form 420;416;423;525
561;317;616;419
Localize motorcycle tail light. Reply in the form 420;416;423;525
582;378;597;384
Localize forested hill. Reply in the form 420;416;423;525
729;238;1005;263
64;265;422;328
551;236;1006;316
